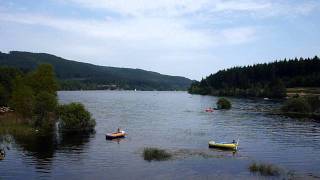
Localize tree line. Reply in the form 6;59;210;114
189;56;320;98
0;64;95;132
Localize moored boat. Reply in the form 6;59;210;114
208;140;238;150
106;130;127;140
205;108;214;112
0;149;5;160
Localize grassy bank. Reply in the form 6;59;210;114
0;112;37;137
287;87;320;97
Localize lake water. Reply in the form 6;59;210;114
1;91;320;179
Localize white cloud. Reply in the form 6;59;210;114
1;0;319;79
213;0;271;12
61;0;319;18
0;11;257;49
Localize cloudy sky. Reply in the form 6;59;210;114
0;0;319;80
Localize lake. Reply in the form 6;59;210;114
1;91;320;179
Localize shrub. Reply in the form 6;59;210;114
143;147;172;161
32;91;58;128
249;162;280;176
58;103;96;132
10;77;35;118
281;97;312;114
216;97;231;109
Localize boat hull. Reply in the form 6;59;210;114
105;134;126;140
105;131;127;140
208;141;238;150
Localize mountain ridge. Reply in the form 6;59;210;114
0;51;193;91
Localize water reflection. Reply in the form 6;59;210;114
108;137;126;144
57;131;94;152
1;91;320;179
0;129;94;172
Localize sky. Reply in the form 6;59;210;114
0;0;319;80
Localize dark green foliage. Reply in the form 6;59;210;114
33;92;58;128
0;51;192;91
0;84;7;106
188;81;210;95
305;96;320;113
26;64;59;95
217;98;231;109
3;65;59;130
189;56;320;98
10;76;35;118
0;67;22;106
58;103;96;132
265;79;286;98
281;98;312;114
249;162;280;176
143;147;172;161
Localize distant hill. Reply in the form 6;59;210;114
0;51;193;90
189;56;320;98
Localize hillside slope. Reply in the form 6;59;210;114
189;56;320;98
0;51;192;90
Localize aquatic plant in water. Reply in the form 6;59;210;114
249;162;280;176
143;147;172;161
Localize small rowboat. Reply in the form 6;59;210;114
106;130;127;140
208;140;239;150
0;150;5;160
205;108;214;112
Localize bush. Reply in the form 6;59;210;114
281;97;312;114
143;147;172;161
216;98;231;109
32;91;58;128
10;77;35;118
249;162;280;176
58;103;96;132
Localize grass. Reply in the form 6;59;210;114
143;147;172;161
0;113;39;143
287;87;320;97
249;162;280;176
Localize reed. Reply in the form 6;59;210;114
143;147;172;161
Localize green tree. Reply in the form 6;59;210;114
217;97;232;109
26;64;59;95
58;103;96;132
0;84;8;106
10;76;35;118
266;79;286;98
0;67;22;106
33;91;58;128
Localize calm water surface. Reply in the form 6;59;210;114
1;91;320;179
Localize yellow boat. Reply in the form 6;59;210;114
208;140;238;150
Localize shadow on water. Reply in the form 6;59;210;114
57;131;95;152
0;128;94;171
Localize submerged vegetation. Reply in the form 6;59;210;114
189;56;320;98
249;162;280;176
143;147;172;161
216;98;232;110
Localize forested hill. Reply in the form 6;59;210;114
0;51;193;90
189;56;320;98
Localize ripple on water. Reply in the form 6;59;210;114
1;91;320;179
